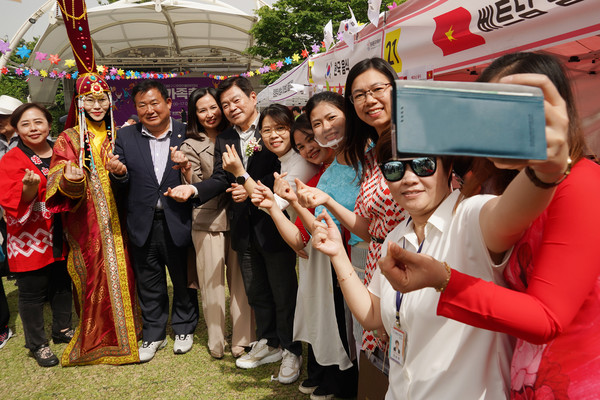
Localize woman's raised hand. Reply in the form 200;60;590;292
64;162;84;181
22;169;41;188
296;179;330;209
378;242;450;293
491;73;569;182
312;210;343;258
273;172;298;203
250;180;276;209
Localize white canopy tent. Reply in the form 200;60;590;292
24;0;264;74
256;60;310;109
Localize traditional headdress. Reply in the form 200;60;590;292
57;0;116;169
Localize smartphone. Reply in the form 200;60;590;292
393;80;546;159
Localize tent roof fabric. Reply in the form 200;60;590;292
29;0;262;73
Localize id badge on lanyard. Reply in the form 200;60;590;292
389;234;423;366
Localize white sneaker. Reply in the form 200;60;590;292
139;339;167;363
277;349;302;384
173;334;193;354
235;338;282;369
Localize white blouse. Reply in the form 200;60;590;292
369;190;513;400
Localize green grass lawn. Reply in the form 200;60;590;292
0;277;310;400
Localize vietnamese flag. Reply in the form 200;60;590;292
432;7;485;56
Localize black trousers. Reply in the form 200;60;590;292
130;214;198;342
0;219;10;333
15;260;72;350
0;277;9;334
238;230;301;356
306;265;358;397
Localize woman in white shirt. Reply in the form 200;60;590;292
310;72;571;399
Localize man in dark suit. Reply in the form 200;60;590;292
167;77;301;384
107;80;198;363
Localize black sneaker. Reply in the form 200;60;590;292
310;386;335;400
298;378;320;395
31;345;59;367
0;328;14;349
52;328;74;344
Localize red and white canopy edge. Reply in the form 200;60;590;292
267;0;600;155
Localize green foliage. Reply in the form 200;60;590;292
248;0;369;85
0;39;33;103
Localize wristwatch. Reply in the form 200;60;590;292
236;172;250;185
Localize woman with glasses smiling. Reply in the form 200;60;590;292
46;72;141;366
257;104;319;223
311;65;571;398
297;59;406;365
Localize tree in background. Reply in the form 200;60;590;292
248;0;406;84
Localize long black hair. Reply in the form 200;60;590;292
186;87;229;140
343;57;397;181
478;52;586;163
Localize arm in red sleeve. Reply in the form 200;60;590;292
438;160;600;344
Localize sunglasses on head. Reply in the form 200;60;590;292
379;157;437;182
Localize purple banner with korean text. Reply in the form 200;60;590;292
108;77;218;127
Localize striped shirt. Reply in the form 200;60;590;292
141;118;173;208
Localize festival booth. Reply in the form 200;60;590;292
276;0;600;154
256;60;310;109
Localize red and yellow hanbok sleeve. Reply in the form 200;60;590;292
46;128;88;213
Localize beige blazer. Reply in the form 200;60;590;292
180;135;230;232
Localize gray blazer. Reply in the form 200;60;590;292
180;134;229;232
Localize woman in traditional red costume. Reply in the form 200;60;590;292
46;72;142;366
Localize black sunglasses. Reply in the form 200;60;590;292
379;157;437;182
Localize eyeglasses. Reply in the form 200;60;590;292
83;97;109;107
349;83;392;105
260;125;289;137
379;157;437;182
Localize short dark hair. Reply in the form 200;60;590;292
131;80;169;104
10;102;53;129
186;87;229;140
258;104;294;132
291;106;301;113
216;76;254;102
290;113;313;153
344;57;397;182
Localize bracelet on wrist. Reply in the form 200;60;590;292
337;269;354;283
525;157;572;189
436;262;452;293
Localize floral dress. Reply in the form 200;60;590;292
354;148;406;351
